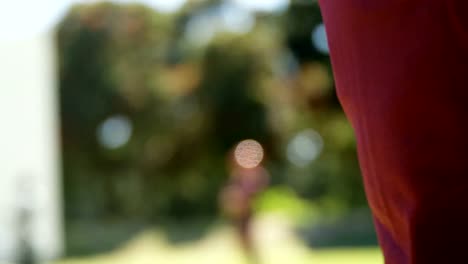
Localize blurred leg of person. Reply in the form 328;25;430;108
319;1;468;263
220;185;260;264
236;212;260;264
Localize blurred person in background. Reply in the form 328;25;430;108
220;140;269;264
319;1;468;263
15;177;35;264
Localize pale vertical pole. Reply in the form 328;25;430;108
0;30;63;263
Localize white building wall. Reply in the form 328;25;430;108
0;32;63;262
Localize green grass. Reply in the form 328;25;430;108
57;214;382;264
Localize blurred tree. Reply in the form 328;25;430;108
57;0;367;228
280;2;367;210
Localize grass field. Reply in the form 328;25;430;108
57;214;383;264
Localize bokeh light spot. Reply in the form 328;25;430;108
287;129;324;167
234;139;264;169
97;115;133;149
312;23;329;55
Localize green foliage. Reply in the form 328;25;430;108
58;1;367;224
254;186;317;222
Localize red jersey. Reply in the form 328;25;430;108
319;1;468;263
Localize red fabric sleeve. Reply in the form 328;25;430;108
319;1;468;263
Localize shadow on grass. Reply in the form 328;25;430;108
159;217;215;244
66;220;147;256
298;208;379;248
65;217;215;257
